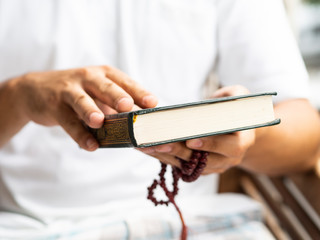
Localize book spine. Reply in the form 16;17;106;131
89;112;136;148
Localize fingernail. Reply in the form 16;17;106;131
142;95;158;107
116;98;134;111
89;112;104;123
187;139;203;148
86;138;98;150
155;145;172;153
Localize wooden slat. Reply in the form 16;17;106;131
219;167;320;240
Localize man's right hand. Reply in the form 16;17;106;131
1;65;157;150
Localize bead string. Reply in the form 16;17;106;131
147;150;208;240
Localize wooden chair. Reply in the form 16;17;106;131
218;160;320;240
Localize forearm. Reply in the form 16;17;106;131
0;78;29;148
241;99;320;176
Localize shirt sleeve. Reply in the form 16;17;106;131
216;0;310;103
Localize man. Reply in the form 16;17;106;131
0;0;319;238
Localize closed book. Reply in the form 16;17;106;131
89;92;280;148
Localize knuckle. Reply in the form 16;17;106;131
233;85;250;95
123;75;136;84
231;144;246;158
209;138;218;150
122;77;135;88
230;132;254;158
60;83;74;100
103;80;115;90
100;65;112;72
46;90;59;106
73;94;86;106
22;72;37;82
127;77;142;90
233;158;242;166
234;84;244;89
99;81;117;96
75;67;91;79
227;157;242;168
58;76;74;90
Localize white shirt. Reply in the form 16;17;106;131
0;0;309;238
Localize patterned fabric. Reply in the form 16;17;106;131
0;194;274;240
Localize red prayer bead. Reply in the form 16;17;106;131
147;150;208;240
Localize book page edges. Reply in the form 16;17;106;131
134;95;275;145
134;92;277;116
137;119;280;148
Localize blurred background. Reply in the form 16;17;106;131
285;0;320;107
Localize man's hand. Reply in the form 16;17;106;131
185;85;255;173
2;65;157;150
139;85;255;174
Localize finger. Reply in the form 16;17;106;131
55;104;99;151
211;85;250;98
82;70;135;112
138;147;156;154
62;84;104;128
100;65;158;108
154;142;193;161
154;153;181;168
202;167;226;175
186;130;255;158
202;152;240;174
132;104;142;111
142;151;181;168
94;99;118;115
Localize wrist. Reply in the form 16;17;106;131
0;76;31;147
4;76;30;125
